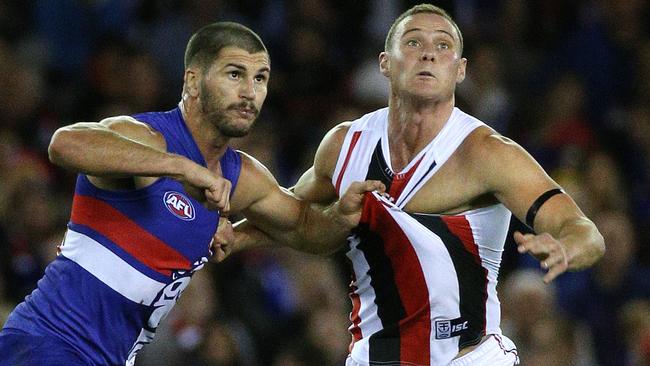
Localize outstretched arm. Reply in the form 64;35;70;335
48;116;231;211
213;122;372;257
228;151;383;256
472;131;605;283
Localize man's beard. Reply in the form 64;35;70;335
200;84;260;138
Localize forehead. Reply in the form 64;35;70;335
397;12;459;41
214;46;270;70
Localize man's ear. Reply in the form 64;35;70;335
456;58;467;84
379;52;390;77
184;68;200;98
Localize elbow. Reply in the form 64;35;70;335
593;231;606;262
566;220;606;270
578;228;606;269
48;129;74;167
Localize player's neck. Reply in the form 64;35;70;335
179;100;229;167
386;95;454;171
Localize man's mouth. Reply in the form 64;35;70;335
231;104;257;118
235;108;254;118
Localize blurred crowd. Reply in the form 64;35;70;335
1;0;649;365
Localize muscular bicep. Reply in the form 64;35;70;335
480;134;586;233
91;116;166;188
293;166;337;204
48;115;168;190
245;186;306;237
98;116;166;151
231;152;305;234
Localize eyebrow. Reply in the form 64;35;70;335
224;63;271;74
402;27;456;41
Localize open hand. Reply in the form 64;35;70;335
515;231;569;283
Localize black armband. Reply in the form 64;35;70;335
525;188;565;230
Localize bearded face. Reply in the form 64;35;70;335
199;79;260;138
193;47;269;139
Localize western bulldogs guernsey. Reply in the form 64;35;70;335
3;107;240;365
334;108;512;366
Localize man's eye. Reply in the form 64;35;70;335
229;71;240;79
438;42;450;50
255;75;266;83
407;39;420;47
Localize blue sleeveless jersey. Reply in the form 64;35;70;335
3;107;241;365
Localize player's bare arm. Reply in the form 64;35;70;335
48;116;231;210
468;128;605;283
226;151;384;256
213;121;353;259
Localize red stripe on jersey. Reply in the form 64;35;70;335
348;278;363;352
442;215;489;331
388;157;423;199
441;216;480;264
371;200;431;364
70;194;191;276
335;131;362;193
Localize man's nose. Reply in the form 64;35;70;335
421;50;435;62
239;78;255;100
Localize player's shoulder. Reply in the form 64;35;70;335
100;115;152;131
461;126;523;161
458;125;544;191
323;121;353;146
101;115;167;151
313;121;354;176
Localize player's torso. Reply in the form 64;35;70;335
42;174;218;365
5;108;240;365
333;107;510;365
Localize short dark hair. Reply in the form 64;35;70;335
385;4;463;56
184;22;268;72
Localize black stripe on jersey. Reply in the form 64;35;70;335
410;213;488;349
352;223;404;363
398;160;437;204
366;141;394;191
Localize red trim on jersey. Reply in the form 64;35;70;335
441;216;480;264
371;199;431;365
335;131;362;193
348;276;363;352
70;194;191;276
388;157;423;199
441;215;489;330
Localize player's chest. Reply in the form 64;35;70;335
396;158;487;215
116;181;219;261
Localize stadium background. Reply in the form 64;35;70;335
0;0;649;365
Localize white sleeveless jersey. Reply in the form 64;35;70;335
333;107;512;366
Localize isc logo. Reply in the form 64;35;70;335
435;319;469;339
163;191;195;221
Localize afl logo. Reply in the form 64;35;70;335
163;191;195;221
